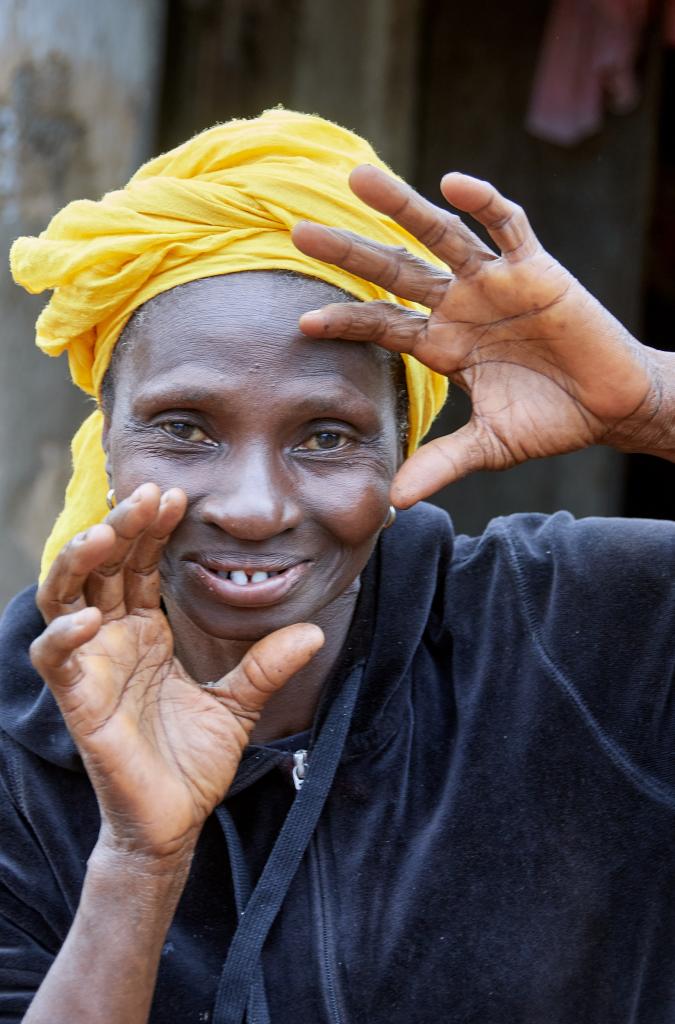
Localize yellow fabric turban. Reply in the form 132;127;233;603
10;108;448;580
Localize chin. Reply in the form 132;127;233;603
194;606;304;643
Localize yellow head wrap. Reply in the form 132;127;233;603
10;109;448;580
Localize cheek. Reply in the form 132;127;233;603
312;470;393;550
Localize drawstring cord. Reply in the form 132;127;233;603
212;662;363;1024
217;811;271;1024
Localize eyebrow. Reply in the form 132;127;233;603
135;384;222;406
132;378;379;415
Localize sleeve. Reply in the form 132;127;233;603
500;511;675;799
0;767;62;1022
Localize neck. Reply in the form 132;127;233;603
165;582;360;743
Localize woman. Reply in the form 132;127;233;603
1;109;674;1024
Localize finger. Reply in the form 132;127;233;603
299;300;456;375
123;488;187;610
38;525;117;624
292;220;452;308
84;483;164;619
299;299;425;348
203;623;324;740
30;607;102;692
440;173;541;262
390;423;498;507
348;163;497;275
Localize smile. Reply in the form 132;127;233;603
187;559;312;608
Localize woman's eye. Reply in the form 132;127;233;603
161;421;215;445
301;430;348;451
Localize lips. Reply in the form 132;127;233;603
185;556;312;608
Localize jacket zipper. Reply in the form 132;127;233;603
292;748;308;791
288;750;345;1022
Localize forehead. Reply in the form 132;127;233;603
117;272;391;402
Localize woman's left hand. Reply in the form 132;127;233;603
292;166;675;506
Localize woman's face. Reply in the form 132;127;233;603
104;273;401;641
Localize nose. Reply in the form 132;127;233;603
198;446;302;540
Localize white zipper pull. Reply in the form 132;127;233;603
292;749;308;791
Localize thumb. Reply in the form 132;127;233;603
203;623;325;727
391;422;493;507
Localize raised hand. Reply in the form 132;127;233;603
30;484;323;863
293;165;674;506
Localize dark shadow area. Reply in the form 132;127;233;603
623;48;675;521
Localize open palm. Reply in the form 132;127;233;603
31;485;322;861
293;166;662;505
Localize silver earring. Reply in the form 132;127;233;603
106;488;116;511
383;505;397;529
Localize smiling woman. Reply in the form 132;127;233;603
102;272;400;711
1;109;675;1024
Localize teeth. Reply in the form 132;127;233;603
215;569;280;584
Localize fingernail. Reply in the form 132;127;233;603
75;530;89;544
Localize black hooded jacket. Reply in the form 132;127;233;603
1;504;674;1023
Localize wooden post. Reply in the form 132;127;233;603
0;0;166;605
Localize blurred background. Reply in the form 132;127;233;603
1;0;673;606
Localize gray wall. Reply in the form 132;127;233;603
0;0;166;606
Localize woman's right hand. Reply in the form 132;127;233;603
30;483;323;866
